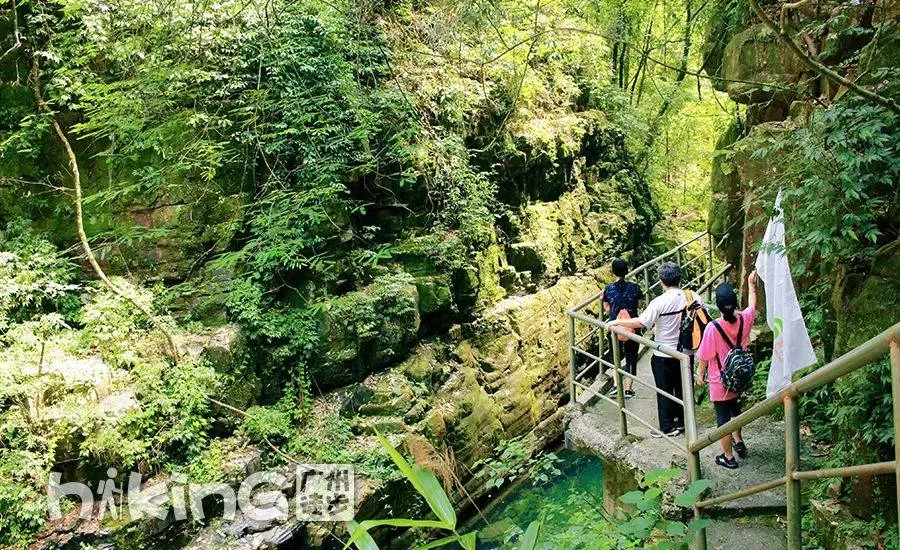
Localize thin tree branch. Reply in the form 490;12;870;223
0;0;22;62
30;58;180;361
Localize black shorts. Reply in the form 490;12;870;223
714;398;741;427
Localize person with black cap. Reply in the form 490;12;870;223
696;271;758;469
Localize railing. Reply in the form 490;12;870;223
690;323;900;548
567;231;729;548
568;231;729;385
566;232;900;549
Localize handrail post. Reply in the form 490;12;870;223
611;333;628;436
891;341;900;543
785;394;802;549
706;232;714;302
568;313;576;404
598;296;606;383
680;356;706;550
643;266;650;298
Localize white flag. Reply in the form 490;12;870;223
755;190;817;397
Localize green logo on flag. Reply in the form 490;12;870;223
771;317;783;339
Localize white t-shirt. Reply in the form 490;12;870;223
638;288;705;356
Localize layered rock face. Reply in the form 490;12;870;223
703;3;899;293
704;3;900;535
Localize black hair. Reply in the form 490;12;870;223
657;261;681;287
715;283;738;323
612;258;628;278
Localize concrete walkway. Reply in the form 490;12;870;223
566;351;788;546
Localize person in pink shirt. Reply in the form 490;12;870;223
696;271;758;469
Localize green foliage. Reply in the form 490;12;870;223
0;450;49;547
472;436;562;491
84;356;219;469
345;430;477;550
616;468;711;548
747;99;898;275
0;221;80;332
418;135;497;248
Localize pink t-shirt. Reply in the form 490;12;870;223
697;307;756;402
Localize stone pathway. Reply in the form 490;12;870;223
566;351;789;547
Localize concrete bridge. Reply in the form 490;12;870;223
562;232;900;549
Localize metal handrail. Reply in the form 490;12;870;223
626;231;707;277
568;231;900;549
691;323;900;452
689;323;900;548
568;231;729;550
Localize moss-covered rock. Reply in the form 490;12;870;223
473;243;508;309
311;274;421;389
832;239;900;356
722;24;810;106
331;274;602;477
509;173;646;285
414;275;453;316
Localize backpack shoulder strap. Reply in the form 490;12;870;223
659;290;689;317
711;320;736;349
735;315;744;350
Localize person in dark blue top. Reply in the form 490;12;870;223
602;258;644;397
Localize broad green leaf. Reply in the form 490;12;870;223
519;519;542;550
657;520;687;535
643;467;681;486
459;531;477;550
375;430;456;528
687;518;712;532
673;491;700;507
410;466;456;528
619;490;645;504
344;521;379;550
415;532;476;550
357;519;448;530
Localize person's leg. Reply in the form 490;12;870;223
669;357;685;429
651;356;673;432
624;340;638;392
719;434;734;457
729;399;748;458
715;402;735;457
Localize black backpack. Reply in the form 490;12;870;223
661;290;711;351
712;316;755;393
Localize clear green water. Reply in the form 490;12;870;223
464;449;610;549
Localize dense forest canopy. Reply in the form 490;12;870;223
0;0;897;547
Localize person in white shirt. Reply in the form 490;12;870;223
609;261;704;438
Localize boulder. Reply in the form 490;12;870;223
832;239;900;356
312;274;420;389
722;25;810;106
510;181;635;284
413;275;454;317
329;274;602;480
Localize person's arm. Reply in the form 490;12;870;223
613;296;657;330
609;317;645;329
696;325;716;385
696;359;708;386
747;269;758;311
